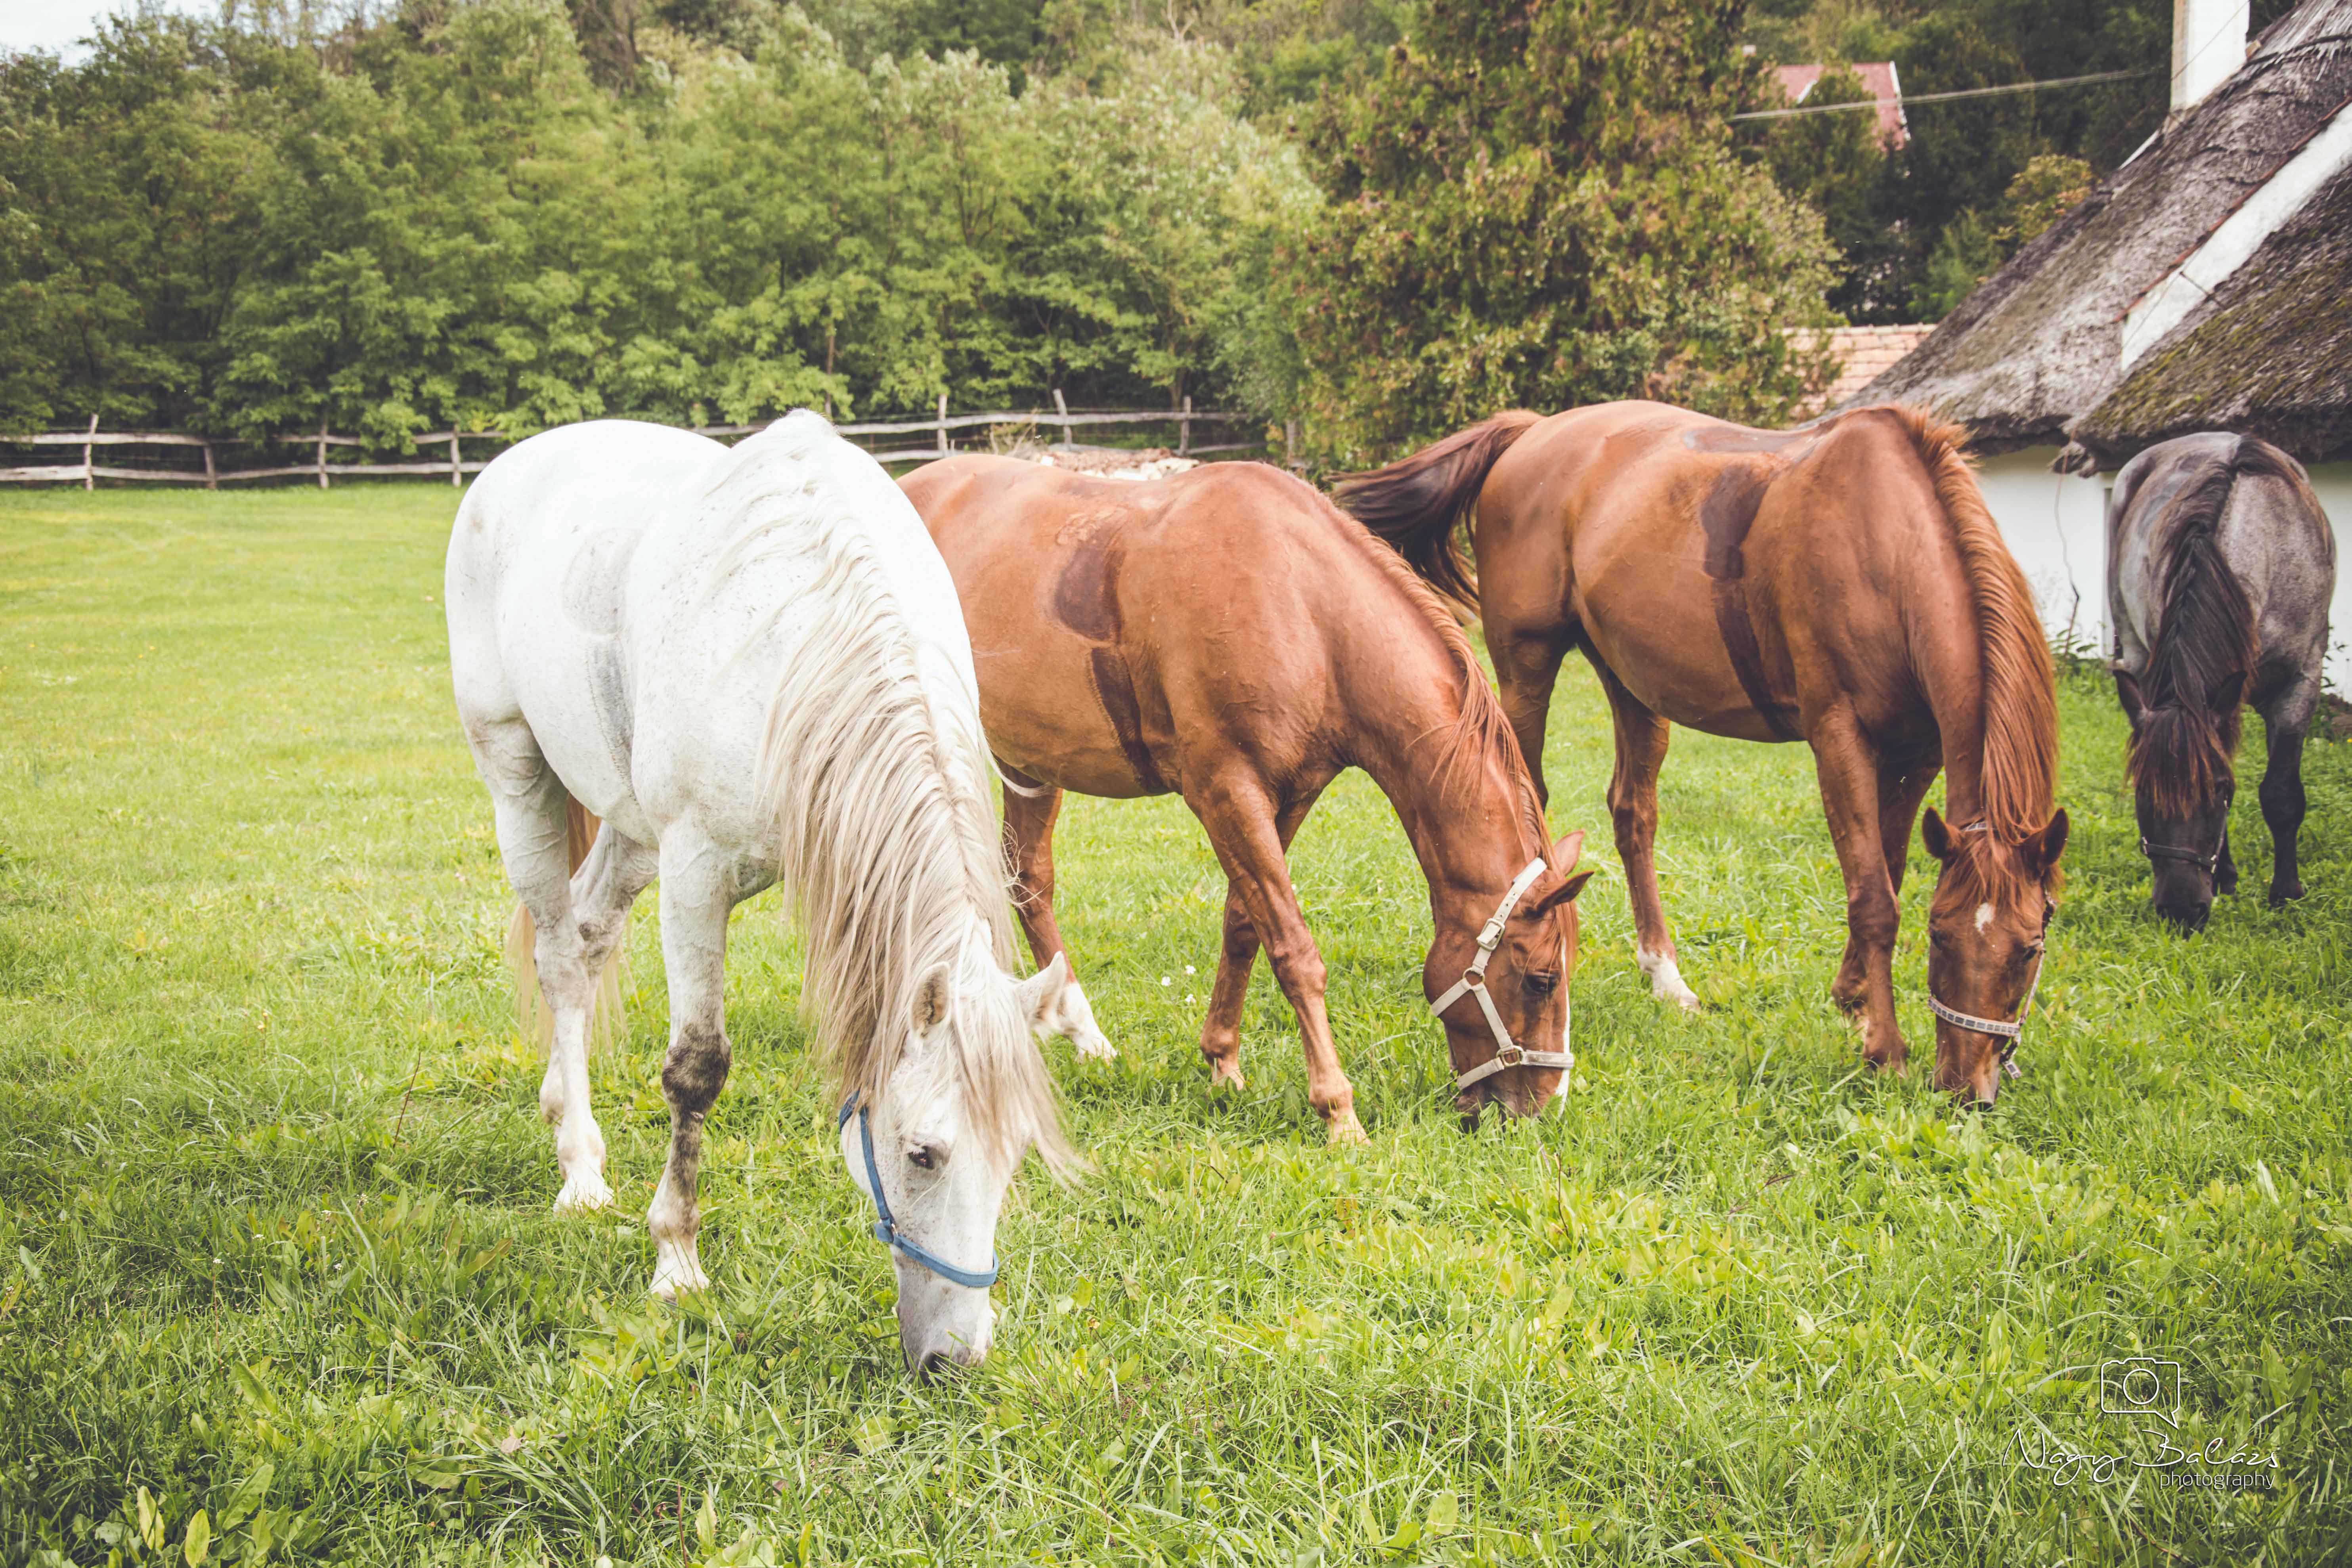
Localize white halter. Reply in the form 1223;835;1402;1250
1432;855;1573;1091
1924;820;2042;1080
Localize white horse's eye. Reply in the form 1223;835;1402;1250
907;1146;936;1171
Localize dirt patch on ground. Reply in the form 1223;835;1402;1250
1032;446;1200;482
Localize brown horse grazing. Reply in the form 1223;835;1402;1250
898;456;1594;1142
1339;401;2067;1103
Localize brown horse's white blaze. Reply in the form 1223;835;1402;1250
1341;401;2065;1103
901;456;1592;1140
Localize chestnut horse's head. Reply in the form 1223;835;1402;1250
1429;829;1594;1124
1921;807;2068;1104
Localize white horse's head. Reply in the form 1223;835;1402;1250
839;950;1075;1375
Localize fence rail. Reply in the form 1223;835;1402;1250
0;397;1271;489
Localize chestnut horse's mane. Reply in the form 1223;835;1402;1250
2124;438;2278;815
1885;407;2059;854
1291;472;1552;849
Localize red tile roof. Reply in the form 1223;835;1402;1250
1774;61;1908;148
1789;324;1933;415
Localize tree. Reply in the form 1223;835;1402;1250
1289;0;1838;465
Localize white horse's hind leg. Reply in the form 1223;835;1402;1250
465;717;646;1216
540;820;657;1212
646;834;738;1300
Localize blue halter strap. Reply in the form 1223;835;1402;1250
838;1094;1000;1291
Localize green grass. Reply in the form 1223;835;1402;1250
2;483;2348;1568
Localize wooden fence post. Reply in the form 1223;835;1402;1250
203;440;217;490
316;417;330;490
1052;388;1073;449
1179;394;1192;456
936;392;949;457
82;415;97;491
448;433;462;488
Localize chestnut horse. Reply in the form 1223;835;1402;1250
1339;402;2066;1102
899;456;1593;1142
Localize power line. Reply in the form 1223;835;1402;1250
1729;66;2158;122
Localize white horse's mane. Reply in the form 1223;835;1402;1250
708;413;1069;1176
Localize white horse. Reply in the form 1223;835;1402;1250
446;412;1078;1372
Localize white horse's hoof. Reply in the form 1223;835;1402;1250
551;1174;614;1215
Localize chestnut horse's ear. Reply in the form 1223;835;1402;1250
2113;668;2149;730
1525;830;1592;917
2021;809;2070;876
1921;807;1956;863
1528;869;1595;918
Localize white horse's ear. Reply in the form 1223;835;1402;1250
1013;952;1071;1029
911;966;952;1034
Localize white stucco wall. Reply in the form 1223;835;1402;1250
1974;446;2351;695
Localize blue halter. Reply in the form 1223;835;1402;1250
838;1094;1000;1291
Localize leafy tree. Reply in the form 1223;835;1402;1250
1290;0;1839;465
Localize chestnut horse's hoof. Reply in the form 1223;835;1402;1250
1206;1057;1246;1090
1323;1107;1368;1145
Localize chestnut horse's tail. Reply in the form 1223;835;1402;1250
504;797;626;1051
1893;407;2060;844
1336;411;1545;616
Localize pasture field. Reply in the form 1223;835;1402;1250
1;482;2349;1568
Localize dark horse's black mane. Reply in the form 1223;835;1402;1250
2128;439;2291;812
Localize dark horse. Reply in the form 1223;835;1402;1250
1340;402;2067;1102
2109;433;2337;930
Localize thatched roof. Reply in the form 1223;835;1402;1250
2070;159;2352;465
1845;0;2352;457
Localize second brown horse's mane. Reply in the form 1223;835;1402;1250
1882;406;2061;886
1291;472;1552;849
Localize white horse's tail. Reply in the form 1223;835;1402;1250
504;797;626;1052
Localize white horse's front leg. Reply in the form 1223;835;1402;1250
646;839;736;1300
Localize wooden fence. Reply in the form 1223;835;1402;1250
0;394;1274;488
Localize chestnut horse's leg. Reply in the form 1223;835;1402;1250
1188;769;1364;1143
1197;787;1323;1092
1000;779;1115;1059
1876;763;1940;895
1592;665;1698;1011
1490;625;1576;806
1810;711;1906;1071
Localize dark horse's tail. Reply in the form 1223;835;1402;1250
1335;411;1544;616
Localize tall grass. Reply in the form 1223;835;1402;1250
1;485;2346;1566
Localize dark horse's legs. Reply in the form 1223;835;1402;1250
1810;708;1906;1072
2259;675;2321;904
